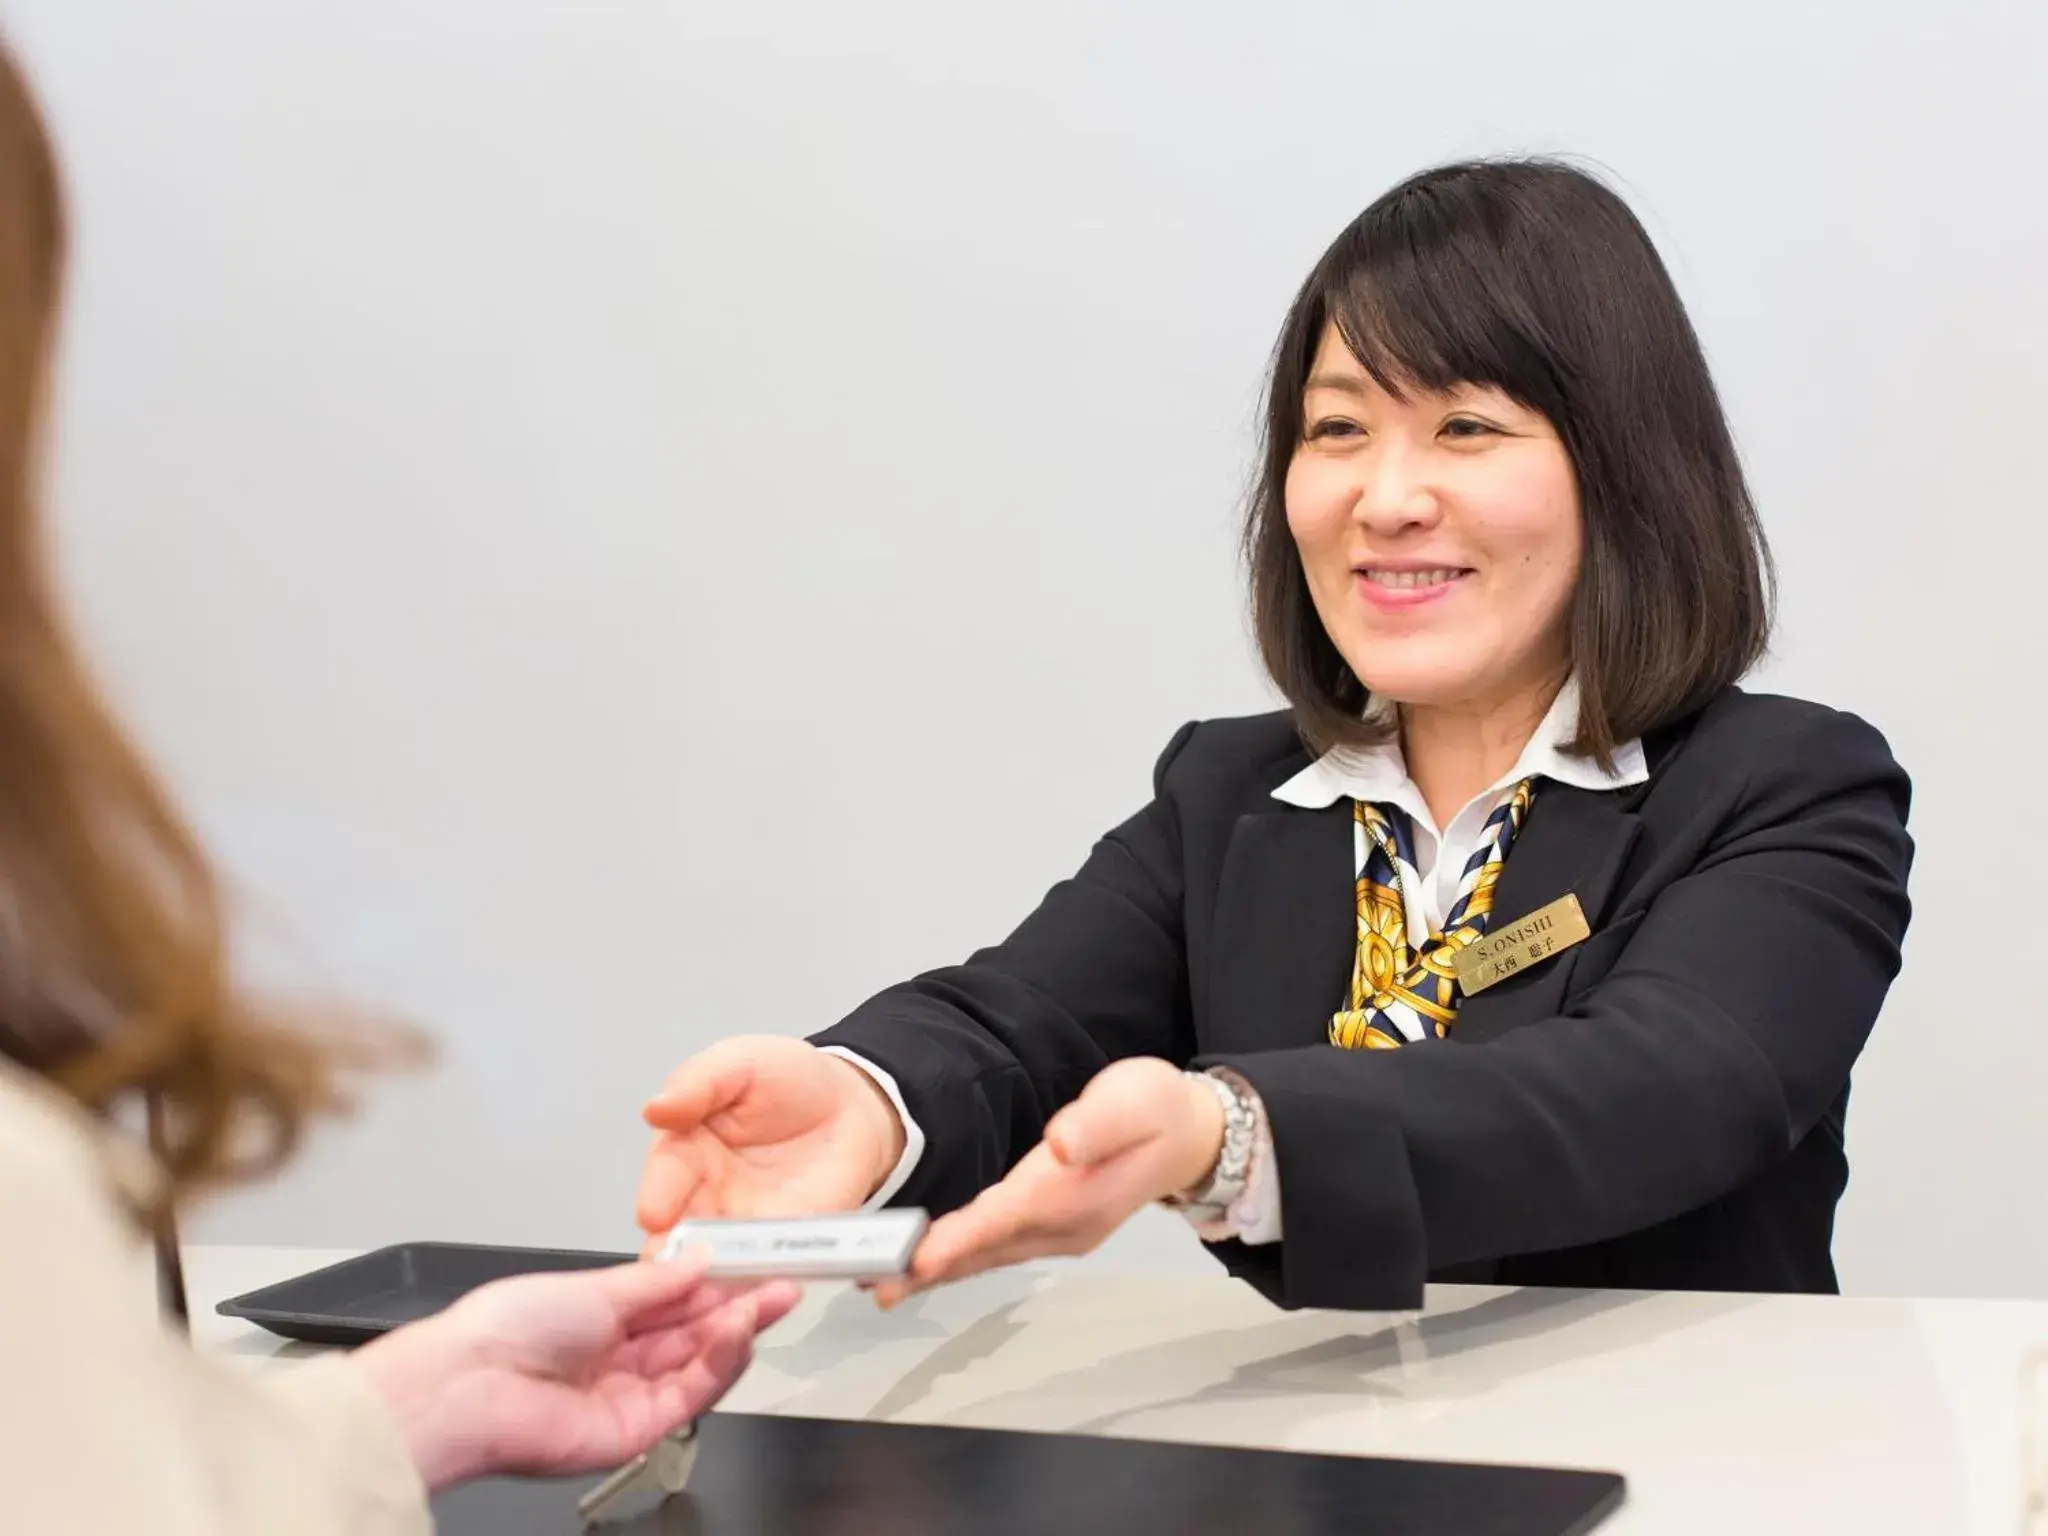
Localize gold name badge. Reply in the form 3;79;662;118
1453;893;1592;997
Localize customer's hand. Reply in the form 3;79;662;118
872;1057;1224;1306
352;1252;800;1491
635;1036;906;1240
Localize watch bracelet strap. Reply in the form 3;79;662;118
1165;1069;1257;1212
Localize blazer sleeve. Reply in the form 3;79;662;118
808;723;1202;1216
1201;707;1914;1311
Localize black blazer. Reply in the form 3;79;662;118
812;687;1914;1311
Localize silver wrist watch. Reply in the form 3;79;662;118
1160;1068;1257;1221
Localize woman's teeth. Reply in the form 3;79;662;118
1364;568;1465;589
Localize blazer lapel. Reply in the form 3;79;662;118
1452;783;1643;1045
1205;801;1356;1053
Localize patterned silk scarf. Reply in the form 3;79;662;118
1328;778;1538;1049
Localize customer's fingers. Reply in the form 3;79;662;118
624;1275;799;1342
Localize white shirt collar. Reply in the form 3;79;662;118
1271;675;1648;822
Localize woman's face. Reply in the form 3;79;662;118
1284;321;1582;718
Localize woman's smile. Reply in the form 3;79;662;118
1353;563;1475;611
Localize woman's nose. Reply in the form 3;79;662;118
1350;452;1441;534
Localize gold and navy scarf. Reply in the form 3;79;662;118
1328;779;1536;1049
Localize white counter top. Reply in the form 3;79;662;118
184;1246;2048;1534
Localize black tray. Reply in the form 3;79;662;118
431;1411;1626;1535
215;1241;634;1346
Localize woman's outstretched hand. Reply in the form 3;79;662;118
872;1057;1224;1307
352;1252;800;1491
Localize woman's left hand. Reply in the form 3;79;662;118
871;1057;1225;1307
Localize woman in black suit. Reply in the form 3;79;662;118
635;158;1913;1311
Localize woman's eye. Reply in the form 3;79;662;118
1306;417;1362;441
1442;416;1498;440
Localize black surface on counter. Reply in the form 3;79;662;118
430;1411;1625;1535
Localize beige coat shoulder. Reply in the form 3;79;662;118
0;1061;429;1535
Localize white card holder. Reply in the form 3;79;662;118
657;1208;929;1280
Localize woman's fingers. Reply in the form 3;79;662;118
749;1278;803;1332
620;1273;766;1339
635;1134;711;1232
868;1196;1014;1307
642;1045;756;1133
621;1280;801;1378
870;1154;1084;1305
625;1290;758;1379
874;1232;1049;1307
594;1252;710;1316
914;1157;1054;1272
1045;1090;1153;1168
871;1114;1181;1307
655;1306;761;1423
630;1275;802;1343
1045;1058;1184;1167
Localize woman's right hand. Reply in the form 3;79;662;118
353;1253;799;1492
634;1036;907;1241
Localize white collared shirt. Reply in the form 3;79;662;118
1269;677;1649;941
833;676;1649;1246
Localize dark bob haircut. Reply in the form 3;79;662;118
1245;157;1774;764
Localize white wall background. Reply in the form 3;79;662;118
1;0;2042;1297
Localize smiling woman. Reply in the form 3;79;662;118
1249;159;1770;777
637;158;1913;1313
1282;357;1585;758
